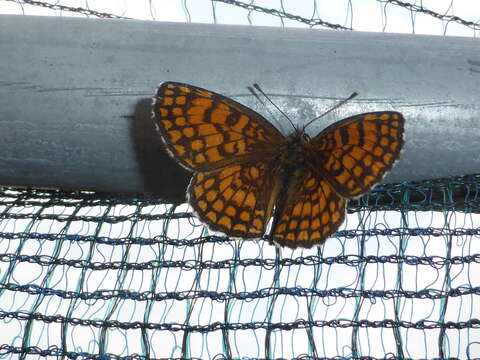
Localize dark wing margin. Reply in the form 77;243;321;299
152;81;286;172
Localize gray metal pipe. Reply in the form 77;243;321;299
1;15;479;202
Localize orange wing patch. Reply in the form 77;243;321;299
271;170;346;249
187;162;278;238
310;112;404;198
153;82;285;172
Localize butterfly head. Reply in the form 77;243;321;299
286;128;311;160
290;126;310;141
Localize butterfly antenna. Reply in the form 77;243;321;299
248;85;268;108
303;92;358;130
247;85;283;126
253;83;297;131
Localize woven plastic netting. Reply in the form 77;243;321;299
0;175;479;359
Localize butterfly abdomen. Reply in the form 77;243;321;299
269;133;311;240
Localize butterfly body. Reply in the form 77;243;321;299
153;82;404;249
270;137;308;240
270;132;308;195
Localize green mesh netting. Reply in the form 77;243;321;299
0;175;479;359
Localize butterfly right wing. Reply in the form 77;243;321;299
153;82;286;171
270;169;346;248
308;111;405;198
188;162;280;238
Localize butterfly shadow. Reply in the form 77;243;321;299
129;98;190;204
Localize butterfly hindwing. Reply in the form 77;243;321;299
309;111;404;198
187;162;278;238
271;169;346;249
153;82;286;171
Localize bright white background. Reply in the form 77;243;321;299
1;0;479;36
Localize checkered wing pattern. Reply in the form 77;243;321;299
271;169;346;249
153;82;285;171
154;82;405;249
188;162;278;238
309;112;404;198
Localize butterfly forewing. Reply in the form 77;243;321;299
153;82;285;171
188;162;278;237
309;111;404;198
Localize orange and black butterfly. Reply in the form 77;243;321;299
152;82;404;249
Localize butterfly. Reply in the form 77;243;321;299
152;82;404;249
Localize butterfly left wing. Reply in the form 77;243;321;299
308;111;405;198
188;162;279;238
153;82;285;172
270;169;346;249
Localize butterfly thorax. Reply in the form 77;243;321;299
280;131;311;169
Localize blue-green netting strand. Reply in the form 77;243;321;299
0;174;479;360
